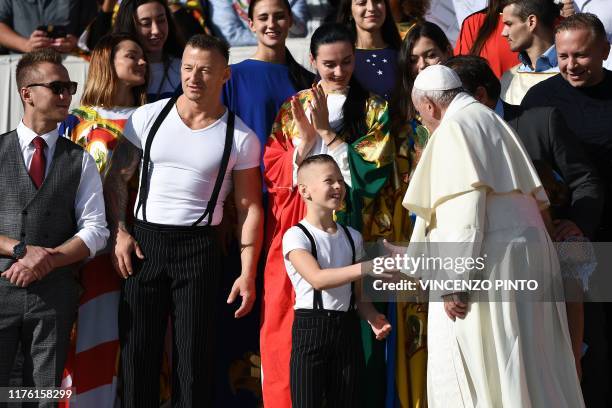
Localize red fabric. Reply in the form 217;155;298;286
79;254;122;304
61;254;121;405
260;124;304;408
454;11;520;78
29;136;46;189
74;341;119;393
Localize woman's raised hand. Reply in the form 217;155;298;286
308;84;332;135
291;95;317;145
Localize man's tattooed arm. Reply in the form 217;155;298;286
104;137;142;235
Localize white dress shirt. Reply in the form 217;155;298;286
16;121;109;257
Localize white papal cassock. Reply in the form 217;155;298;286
403;92;584;408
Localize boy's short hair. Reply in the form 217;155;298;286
16;49;63;89
185;34;230;63
297;154;341;180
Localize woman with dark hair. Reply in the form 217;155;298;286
82;0;185;102
261;22;396;408
112;0;184;101
390;20;452;141
336;0;402;100
454;0;519;78
58;32;148;404
223;0;314;161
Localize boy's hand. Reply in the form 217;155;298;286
382;239;407;257
368;313;392;340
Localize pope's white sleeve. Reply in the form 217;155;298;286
427;188;486;297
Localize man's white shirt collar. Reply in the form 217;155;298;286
16;121;59;151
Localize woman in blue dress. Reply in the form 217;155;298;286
336;0;401;100
223;0;313;152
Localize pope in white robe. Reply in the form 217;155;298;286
402;65;584;408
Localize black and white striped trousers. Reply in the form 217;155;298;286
119;220;221;408
290;309;364;408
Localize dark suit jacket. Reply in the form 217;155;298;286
502;101;604;239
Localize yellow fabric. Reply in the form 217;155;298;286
396;302;428;408
395;123;428;408
500;64;558;105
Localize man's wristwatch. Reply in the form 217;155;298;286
12;241;27;259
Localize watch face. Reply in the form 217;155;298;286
13;242;26;259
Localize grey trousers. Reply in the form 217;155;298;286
0;269;80;405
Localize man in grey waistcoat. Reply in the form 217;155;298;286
0;49;108;397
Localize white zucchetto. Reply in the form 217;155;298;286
413;65;462;91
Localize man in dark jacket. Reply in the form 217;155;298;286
446;54;603;241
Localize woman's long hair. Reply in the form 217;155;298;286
81;33;148;107
247;0;313;90
310;23;369;144
470;0;503;55
336;0;402;50
113;0;185;60
389;21;450;136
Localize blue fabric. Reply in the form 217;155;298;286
518;45;558;73
495;98;505;117
353;48;399;100
58;113;79;139
385;302;398;408
223;59;298;152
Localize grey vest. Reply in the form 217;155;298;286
0;130;82;272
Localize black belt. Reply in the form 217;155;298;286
133;218;217;234
294;308;356;318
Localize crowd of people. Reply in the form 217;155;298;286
0;0;612;408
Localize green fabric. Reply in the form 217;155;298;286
360;302;389;407
341;146;392;407
335;98;393;408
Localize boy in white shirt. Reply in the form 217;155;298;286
282;154;392;408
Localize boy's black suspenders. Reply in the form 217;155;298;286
135;96;235;226
294;223;356;311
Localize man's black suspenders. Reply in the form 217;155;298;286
294;223;356;311
135;96;235;226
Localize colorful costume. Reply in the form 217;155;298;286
59;106;149;407
261;87;399;407
354;45;427;407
